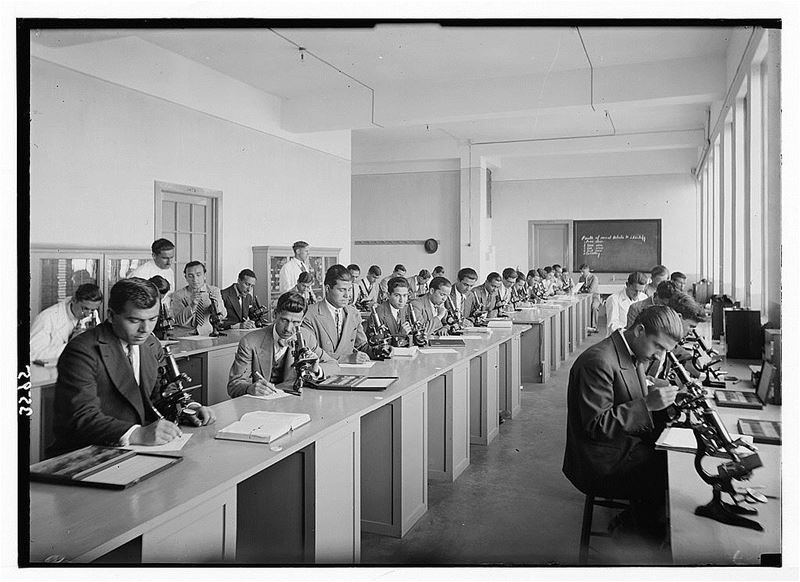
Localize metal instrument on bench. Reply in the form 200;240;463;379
152;346;197;423
366;304;393;360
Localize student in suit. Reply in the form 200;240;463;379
644;265;670;298
462;272;502;325
644;291;708;378
407;269;432;298
541;267;557;297
346;264;361;306
51;278;215;456
450;267;478;320
290;271;318;306
670;271;687;292
278;240;311;294
605;272;649;333
379;264;407;302
578;264;601;332
227;292;337;398
626;281;678;328
497;267;518;310
374;276;414;345
221;269;259;330
527;269;546;303
432;266;445;279
563;306;683;536
511;270;529;306
302;264;377;363
30;283;103;361
171;261;227;336
354;265;381;310
410;276;452;336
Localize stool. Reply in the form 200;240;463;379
579;494;631;565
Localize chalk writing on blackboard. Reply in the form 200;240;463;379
580;234;648;259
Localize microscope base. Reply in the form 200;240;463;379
695;495;763;531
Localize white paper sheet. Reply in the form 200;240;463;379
243;390;292;401
120;433;192;453
176;335;215;341
419;348;459;354
338;362;376;369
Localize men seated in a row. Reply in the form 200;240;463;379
130;238;176;305
408;269;432;298
51;278;215;456
605;271;648;333
450;268;478;319
30;283;104;362
171;261;227;336
221;269;259;330
302;264;377;363
354;265;381;309
227;291;337;398
278;240;311;294
462;272;503;325
644;265;670;298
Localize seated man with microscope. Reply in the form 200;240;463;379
171;261;227;336
30;283;103;363
221;268;260;330
374;276;414;345
409;276;452;336
227;291;337;398
50;278;215;457
462;272;503;326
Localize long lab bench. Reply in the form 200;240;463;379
28;326;526;564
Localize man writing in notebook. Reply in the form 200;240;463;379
51;278;215;456
303;264;381;363
563;306;683;538
227;291;337;398
220;268;259;330
354;265;381;310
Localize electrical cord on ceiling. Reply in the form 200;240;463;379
530;28;564;140
268;28;383;128
575;27;596;112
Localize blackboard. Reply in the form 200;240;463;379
573;219;661;273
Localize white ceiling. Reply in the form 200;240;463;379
31;24;736;174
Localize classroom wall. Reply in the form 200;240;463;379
350;170;460;281
29;58;352;286
491;173;699;283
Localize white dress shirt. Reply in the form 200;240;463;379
130;260;175;304
453;288;466;316
118;340;142;446
324;299;345;337
390;305;401;323
279;257;310;294
30;299;95;361
605;288;648;333
273;325;290;363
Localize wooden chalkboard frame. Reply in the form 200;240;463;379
572;219;662;273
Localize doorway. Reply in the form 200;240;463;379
528;221;571;271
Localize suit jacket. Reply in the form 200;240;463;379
302;301;373;362
626;296;657;328
227;325;337;398
373;301;411;342
449;286;469;319
462;286;500;325
220;284;257;329
51;321;163;456
407;276;429;298
409;295;446;336
562;331;655;496
172;284;227;336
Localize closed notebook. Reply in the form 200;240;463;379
216;411;311;444
655;426;754;458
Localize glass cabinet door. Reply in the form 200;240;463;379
105;253;152;292
31;252;102;316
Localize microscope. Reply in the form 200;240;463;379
247;299;270;327
664;351;764;530
406;303;429;347
207;293;226;337
154;302;175;340
683;329;726;388
366;305;393;360
152;346;198;424
442;296;464;335
288;328;318;395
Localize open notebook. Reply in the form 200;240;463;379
215;411;311;444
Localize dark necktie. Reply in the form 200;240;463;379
335;310;342;341
241;293;247;320
635;360;649;398
126;344;137;385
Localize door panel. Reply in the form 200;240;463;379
531;223;569;269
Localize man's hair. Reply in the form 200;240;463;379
148;275;170;296
627;271;649;286
457;267;478;282
324;264;352;288
74;283;103;302
526;269;537;278
537;268;546;278
666;292;707;323
579;263;590;270
552;264;562;271
429;276;452;291
651;265;670;278
238;268;256;281
418;269;431;279
655;280;678;301
543;266;553;274
516;270;526;280
486;272;502;283
109;278;159;313
387;276;409;294
347;264;361;273
368;265;382;276
275;291;307;315
502;267;518;280
393;264;407;273
632;305;684;342
670;271;687;282
184;260;206;273
292;240;309;252
151;238;175;255
297;271;314;285
433;266;445;275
